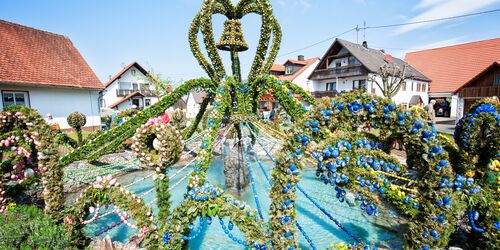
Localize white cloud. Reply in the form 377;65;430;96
414;0;448;10
395;0;500;34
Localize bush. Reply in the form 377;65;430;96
67;112;87;145
67;112;86;129
0;205;71;249
171;108;187;129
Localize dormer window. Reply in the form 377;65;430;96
285;65;293;75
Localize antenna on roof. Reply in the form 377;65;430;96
363;21;366;41
356;25;360;44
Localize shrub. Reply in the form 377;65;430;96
0;205;71;249
171;108;187;129
67;112;87;145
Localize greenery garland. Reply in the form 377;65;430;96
60;78;215;165
52;1;498;249
1;106;63;219
66;179;156;247
449;98;500;249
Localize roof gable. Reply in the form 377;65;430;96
312;39;430;81
271;57;320;82
405;38;500;93
105;62;149;88
0;19;103;89
457;61;500;91
108;91;145;108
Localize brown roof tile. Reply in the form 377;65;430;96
108;91;145;108
0;19;103;89
405;38;500;93
270;64;285;72
272;57;320;82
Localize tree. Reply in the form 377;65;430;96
369;61;411;100
145;68;174;99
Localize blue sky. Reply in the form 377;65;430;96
2;0;500;83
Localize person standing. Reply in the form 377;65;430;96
425;99;437;133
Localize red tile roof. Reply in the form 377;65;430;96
271;57;320;82
108;91;145;109
0;19;103;89
405;38;500;93
270;64;285;72
457;61;500;91
105;61;149;88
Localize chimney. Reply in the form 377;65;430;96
108;75;112;80
362;41;368;48
298;55;305;61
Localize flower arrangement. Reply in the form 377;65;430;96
53;1;498;249
0;106;62;218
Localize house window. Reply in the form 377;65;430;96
285;66;293;75
348;57;358;65
335;61;342;67
119;82;132;90
132;83;139;91
131;69;136;76
326;82;336;91
416;83;421;92
421;83;426;92
402;81;407;91
353;80;367;90
100;98;106;108
2;91;30;107
494;74;500;86
145;99;151;107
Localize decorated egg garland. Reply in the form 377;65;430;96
131;119;183;172
0;106;63;218
38;0;498;249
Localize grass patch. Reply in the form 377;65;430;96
65;130;92;141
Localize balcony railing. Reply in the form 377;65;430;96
309;64;367;80
116;89;156;97
311;91;338;99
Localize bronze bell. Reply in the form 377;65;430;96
216;19;249;52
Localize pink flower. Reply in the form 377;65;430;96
139;226;150;234
64;216;74;225
146;112;170;126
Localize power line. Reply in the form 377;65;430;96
277;27;357;58
373;43;500;52
275;8;500;59
364;8;500;30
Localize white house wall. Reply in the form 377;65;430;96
0;83;100;129
311;75;429;107
293;61;319;92
102;81;120;108
313;75;367;92
369;75;429;107
102;65;159;110
186;93;200;118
